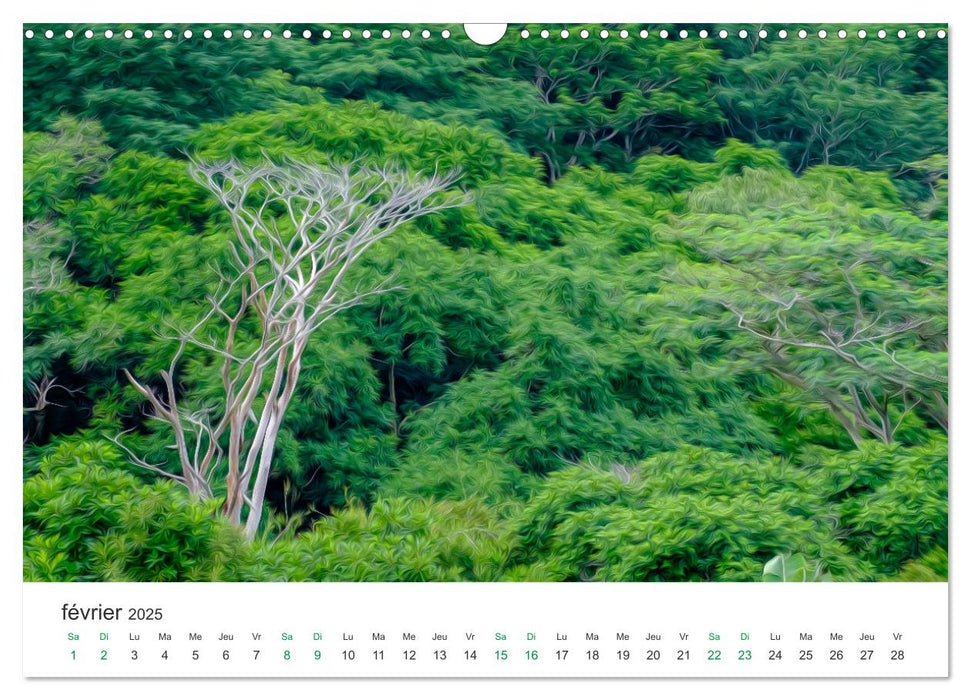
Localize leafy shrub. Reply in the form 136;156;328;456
380;448;537;509
686;168;810;215
24;464;249;581
800;165;903;209
824;440;948;573
26;436;129;479
713;139;789;175
251;497;513;581
631;154;718;195
190;102;537;188
509;448;870;581
23;116;113;220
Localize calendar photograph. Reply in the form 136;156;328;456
23;23;948;587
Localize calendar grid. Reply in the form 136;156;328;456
24;582;948;678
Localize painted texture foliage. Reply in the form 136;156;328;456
23;24;947;582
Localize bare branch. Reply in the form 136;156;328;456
104;431;189;486
118;156;463;538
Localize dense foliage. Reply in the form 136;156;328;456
23;24;947;581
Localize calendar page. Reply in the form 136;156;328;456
20;17;950;682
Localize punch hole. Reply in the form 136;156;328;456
463;24;506;45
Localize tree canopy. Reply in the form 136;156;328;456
23;24;947;582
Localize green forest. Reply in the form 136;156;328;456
23;24;948;582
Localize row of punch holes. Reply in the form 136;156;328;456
24;26;948;41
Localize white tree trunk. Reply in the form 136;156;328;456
120;158;465;540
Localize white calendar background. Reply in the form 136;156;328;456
5;0;966;696
23;582;947;677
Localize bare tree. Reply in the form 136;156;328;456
23;376;80;444
119;157;464;539
722;267;947;446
